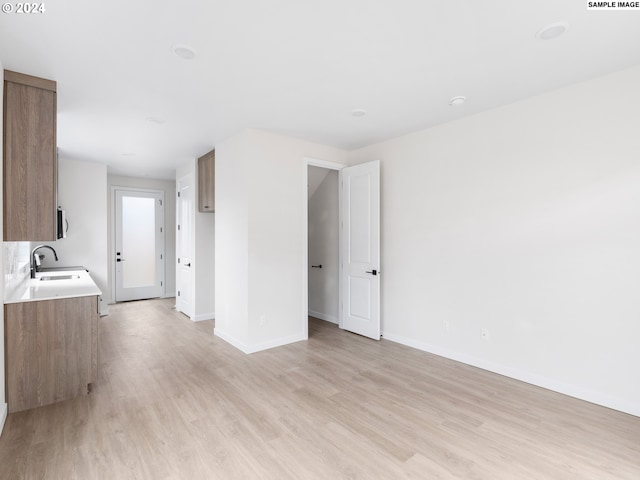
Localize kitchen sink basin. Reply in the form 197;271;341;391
39;275;81;281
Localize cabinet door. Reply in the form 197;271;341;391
3;70;57;241
5;296;96;413
198;149;215;212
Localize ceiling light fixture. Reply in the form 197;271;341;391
351;108;367;117
171;44;197;60
448;96;466;107
535;21;569;40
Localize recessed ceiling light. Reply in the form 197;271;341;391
535;21;569;40
448;96;466;107
171;44;197;60
351;108;367;117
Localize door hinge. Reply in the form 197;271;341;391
178;192;181;198
161;281;163;287
178;290;181;296
159;199;163;206
178;258;181;263
178;224;181;230
160;254;163;260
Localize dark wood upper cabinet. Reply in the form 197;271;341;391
198;149;215;213
3;70;57;241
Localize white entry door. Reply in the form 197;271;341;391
340;160;380;340
176;175;194;318
114;189;165;302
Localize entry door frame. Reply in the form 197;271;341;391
302;157;347;340
110;185;166;303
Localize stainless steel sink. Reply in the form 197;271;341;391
39;275;81;281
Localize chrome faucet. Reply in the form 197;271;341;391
30;245;59;279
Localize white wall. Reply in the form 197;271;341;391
215;129;347;353
195;206;215;320
38;159;109;313
347;65;640;417
308;167;339;323
215;132;250;344
107;175;176;302
176;159;215;321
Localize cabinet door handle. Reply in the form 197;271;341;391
185;263;191;267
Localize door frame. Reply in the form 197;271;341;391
302;156;347;340
110;186;166;303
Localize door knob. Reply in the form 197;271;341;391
185;263;191;267
365;269;378;275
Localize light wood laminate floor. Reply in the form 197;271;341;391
1;298;639;479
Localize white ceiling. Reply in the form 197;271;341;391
1;1;639;180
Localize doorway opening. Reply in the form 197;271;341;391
307;165;340;334
303;157;345;339
302;157;381;341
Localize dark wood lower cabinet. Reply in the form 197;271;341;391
4;295;99;413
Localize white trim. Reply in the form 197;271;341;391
0;403;7;437
302;156;346;341
308;309;338;324
382;330;640;418
193;312;215;322
110;186;166;302
214;328;251;353
303;157;346;170
214;328;306;354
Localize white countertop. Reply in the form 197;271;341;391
4;269;102;304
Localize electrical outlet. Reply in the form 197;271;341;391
481;329;490;341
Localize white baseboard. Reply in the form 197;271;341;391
308;309;338;324
214;328;306;354
193;312;215;322
382;331;640;418
0;403;7;437
214;328;251;353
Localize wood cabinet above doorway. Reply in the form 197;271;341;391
198;149;215;213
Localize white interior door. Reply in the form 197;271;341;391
176;175;194;318
115;189;165;302
340;160;380;340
